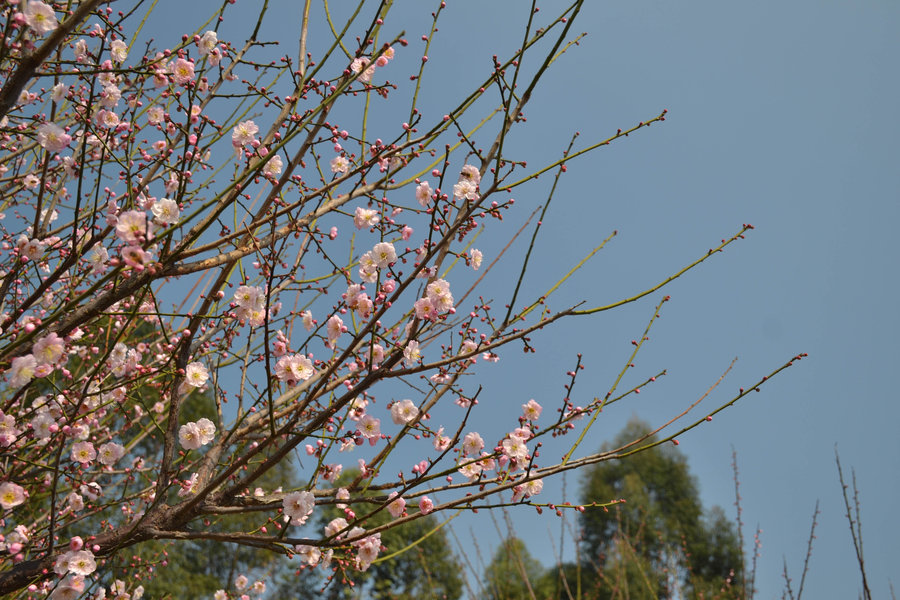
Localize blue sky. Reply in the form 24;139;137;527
168;0;898;596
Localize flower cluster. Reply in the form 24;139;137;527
233;285;271;327
178;418;217;450
274;354;315;385
414;279;454;321
349;45;395;84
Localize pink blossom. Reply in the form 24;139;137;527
275;354;314;384
358;251;378;282
403;340;421;366
264;154;283;177
147;105;164;125
433;427;451;451
151;198;180;225
325;516;349;538
234;285;264;310
0;482;26;509
462;432;484;456
512;478;544;502
322;462;342;482
232;120;258;147
414;297;438;320
386;492;406;518
376;46;394;67
390;399;419;425
122;244;152;271
73;39;88;63
347;397;367;421
87;245;108;273
326;315;344;348
354;207;380;229
171;58;195;85
33;332;65;366
50;83;67;103
350;57;375;83
178;473;200;497
418;496;434;515
18;235;45;260
97;442;125;466
295;545;321;565
369;343;385;367
352;530;382;570
196;418;216;445
23;1;58;35
115;210;151;244
109;39;128;63
178;422;203;450
283;490;315;524
458;460;483;481
460;164;481;185
470;248;483;270
426;279;453;312
358;414;381;440
522;399;542;420
66;550;96;576
198;30;218;56
184;362;210;388
96;109;120;129
453;179;479;201
0;412;19;447
511;426;532;441
37;123;71;152
208;47;222;66
371;242;396;268
502;435;528;462
70;441;96;465
49;575;84;599
482;351;500;362
330;155;349;173
8;354;37;388
415;181;433;207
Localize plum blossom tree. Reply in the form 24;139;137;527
0;0;802;598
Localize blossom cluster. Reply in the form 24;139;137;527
179;418;217;450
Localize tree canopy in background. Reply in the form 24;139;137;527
579;419;743;599
484;419;744;600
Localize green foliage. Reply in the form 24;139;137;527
578;418;743;599
481;419;743;600
483;536;545;600
531;562;581;600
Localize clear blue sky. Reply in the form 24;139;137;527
181;0;899;596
